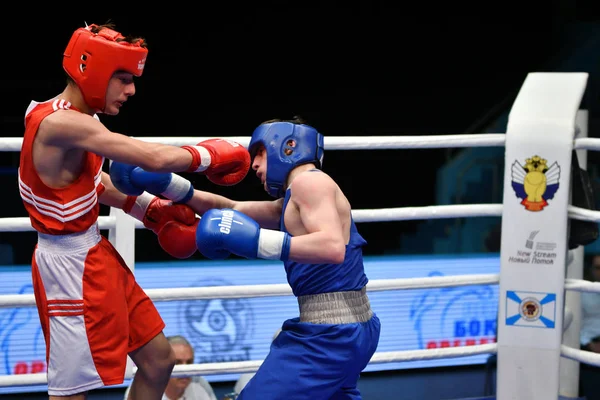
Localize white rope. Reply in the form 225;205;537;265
352;205;600;223
3;135;600;153
130;135;509;150
561;345;600;367
352;204;503;222
564;278;600;293
4;204;600;233
0;134;508;153
0;344;498;387
322;135;507;150
163;343;498;377
0;204;506;232
567;205;600;222
0;138;28;152
0;372;46;388
0;274;499;309
0;216;118;232
573;137;600;151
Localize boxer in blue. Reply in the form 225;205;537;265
110;117;381;399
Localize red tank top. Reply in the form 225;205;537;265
18;98;106;235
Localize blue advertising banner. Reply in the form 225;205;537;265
0;254;499;394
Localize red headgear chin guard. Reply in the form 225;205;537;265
62;24;148;112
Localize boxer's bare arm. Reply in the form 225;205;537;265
38;110;193;173
286;173;346;264
233;198;283;230
186;190;283;230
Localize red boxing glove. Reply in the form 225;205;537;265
181;138;250;186
123;193;196;234
157;219;199;259
123;193;198;259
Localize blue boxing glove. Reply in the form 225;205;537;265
109;162;144;196
110;161;194;203
196;208;291;261
130;168;194;203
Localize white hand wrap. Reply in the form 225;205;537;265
187;146;212;172
161;174;193;202
257;229;291;261
127;192;156;221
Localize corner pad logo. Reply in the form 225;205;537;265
519;298;541;322
507;230;557;265
511;155;560;211
505;290;556;329
178;278;254;363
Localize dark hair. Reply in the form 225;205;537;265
261;115;310;126
90;22;147;48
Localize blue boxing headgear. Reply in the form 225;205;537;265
248;122;324;198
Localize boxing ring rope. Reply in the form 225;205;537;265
3;134;600;153
0;204;506;232
0;273;502;309
0;272;596;309
3;203;600;232
0;344;501;387
8;342;600;386
0;73;599;399
0;134;507;152
4;342;600;387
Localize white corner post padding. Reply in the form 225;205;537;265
496;72;588;400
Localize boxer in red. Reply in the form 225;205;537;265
18;22;249;400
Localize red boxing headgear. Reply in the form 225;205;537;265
62;24;148;111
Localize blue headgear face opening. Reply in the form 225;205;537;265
248;122;324;198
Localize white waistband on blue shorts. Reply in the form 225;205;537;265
37;223;102;254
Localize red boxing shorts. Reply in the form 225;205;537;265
31;223;165;396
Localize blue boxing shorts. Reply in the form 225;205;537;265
238;314;381;400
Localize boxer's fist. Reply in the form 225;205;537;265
195;208;291;261
110;161;194;203
182;139;250;186
123;193;196;234
157;219;199;259
143;197;196;234
110;162;144;196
